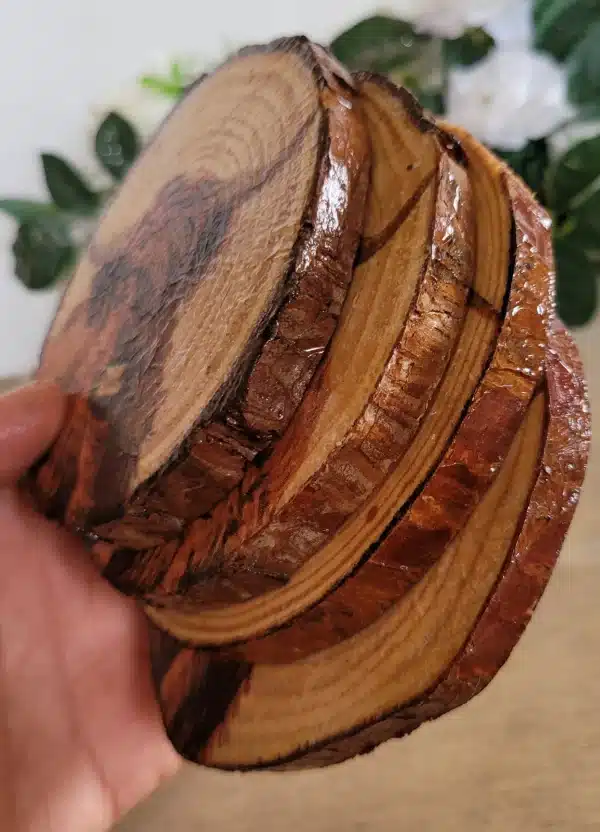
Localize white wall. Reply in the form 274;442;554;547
0;0;378;377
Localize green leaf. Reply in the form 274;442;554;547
554;233;598;325
534;0;600;61
41;153;99;213
570;181;600;235
443;27;494;67
568;20;600;105
572;102;600;122
330;15;430;73
170;60;185;88
0;199;57;223
95;112;140;181
495;140;550;202
140;61;189;98
400;83;444;115
414;88;445;114
140;75;185;98
12;215;75;290
545;135;600;210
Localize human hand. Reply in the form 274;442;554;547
0;382;180;832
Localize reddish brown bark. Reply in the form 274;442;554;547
28;44;589;772
147;162;588;772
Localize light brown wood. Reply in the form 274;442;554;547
207;396;545;767
116;551;600;831
27;43;589;773
143;123;508;645
145;135;545;658
150;393;545;767
33;36;370;535
145;151;587;772
168;79;447;584
111;76;474;607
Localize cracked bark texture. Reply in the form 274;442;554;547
29;40;590;772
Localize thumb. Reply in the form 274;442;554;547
0;381;66;487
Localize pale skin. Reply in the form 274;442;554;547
0;382;181;832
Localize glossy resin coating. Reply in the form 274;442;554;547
31;39;590;771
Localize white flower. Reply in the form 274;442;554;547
446;47;573;150
387;0;527;38
485;0;533;45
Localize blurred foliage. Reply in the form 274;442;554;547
2;8;600;324
0;114;139;292
95;112;140;181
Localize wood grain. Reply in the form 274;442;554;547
151;392;546;767
167;150;548;660
273;211;590;771
144;121;509;646
33;36;370;537
105;77;475;606
27;46;589;773
146;146;588;771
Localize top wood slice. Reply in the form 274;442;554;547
33;37;370;535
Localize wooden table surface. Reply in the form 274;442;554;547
113;318;600;832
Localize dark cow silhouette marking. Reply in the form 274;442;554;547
39;175;235;524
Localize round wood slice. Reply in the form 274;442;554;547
143;130;552;657
272;299;590;771
145;124;516;647
146;148;589;771
27;42;589;773
140;123;508;644
33;36;370;538
91;77;475;606
150;394;547;767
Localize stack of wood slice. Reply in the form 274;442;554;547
32;36;590;771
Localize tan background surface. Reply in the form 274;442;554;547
115;319;600;832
